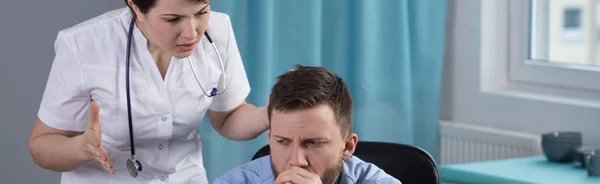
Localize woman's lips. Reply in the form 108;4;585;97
177;42;195;52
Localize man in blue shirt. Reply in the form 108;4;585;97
214;65;401;184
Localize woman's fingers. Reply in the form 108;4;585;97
97;145;113;173
85;138;114;174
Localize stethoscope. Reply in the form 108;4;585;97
124;15;226;177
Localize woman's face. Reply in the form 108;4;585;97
130;0;210;58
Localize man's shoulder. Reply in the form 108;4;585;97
213;156;275;184
341;156;402;184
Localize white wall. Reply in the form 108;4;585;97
0;1;123;183
441;0;600;148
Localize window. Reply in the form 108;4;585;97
563;8;581;29
441;0;600;154
510;0;600;93
561;8;582;44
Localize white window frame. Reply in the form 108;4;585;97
509;0;600;92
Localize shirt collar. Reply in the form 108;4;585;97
336;171;343;184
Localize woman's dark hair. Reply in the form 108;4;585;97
124;0;209;14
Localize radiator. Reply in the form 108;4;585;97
439;121;543;165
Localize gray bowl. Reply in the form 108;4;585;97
541;131;582;163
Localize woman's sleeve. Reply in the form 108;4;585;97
37;32;90;132
208;15;251;112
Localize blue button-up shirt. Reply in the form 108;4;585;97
213;155;402;184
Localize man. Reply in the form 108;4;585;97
214;65;401;184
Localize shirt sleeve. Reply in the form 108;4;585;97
37;32;90;132
208;14;251;112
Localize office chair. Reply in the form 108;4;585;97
251;141;440;184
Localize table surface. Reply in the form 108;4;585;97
439;156;600;184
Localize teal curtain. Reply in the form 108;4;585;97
198;0;447;182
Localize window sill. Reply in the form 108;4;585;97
482;83;600;110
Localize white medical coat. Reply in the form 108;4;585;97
37;7;250;184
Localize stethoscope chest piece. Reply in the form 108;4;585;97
126;158;142;177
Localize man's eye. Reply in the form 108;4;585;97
307;141;321;146
277;140;289;144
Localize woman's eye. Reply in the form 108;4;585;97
195;11;208;17
166;18;180;23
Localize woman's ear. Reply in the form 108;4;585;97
342;133;358;160
127;0;145;22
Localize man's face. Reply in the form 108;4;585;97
268;104;357;184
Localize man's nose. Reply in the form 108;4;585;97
288;147;308;167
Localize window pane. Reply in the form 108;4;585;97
529;0;600;67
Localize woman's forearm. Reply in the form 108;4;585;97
28;134;88;172
217;104;269;141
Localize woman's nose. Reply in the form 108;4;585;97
180;19;198;40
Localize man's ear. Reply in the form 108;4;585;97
342;133;358;160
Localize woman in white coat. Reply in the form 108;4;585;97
27;0;270;183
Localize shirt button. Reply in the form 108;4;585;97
161;116;167;121
160;176;166;181
158;144;164;150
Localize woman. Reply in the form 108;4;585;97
27;0;269;183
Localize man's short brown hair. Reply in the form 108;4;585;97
267;65;353;136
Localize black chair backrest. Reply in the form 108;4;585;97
251;141;440;184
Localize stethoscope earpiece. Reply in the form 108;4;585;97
126;158;143;177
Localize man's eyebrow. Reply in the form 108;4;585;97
273;135;291;140
272;135;330;141
303;137;328;141
161;3;210;17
